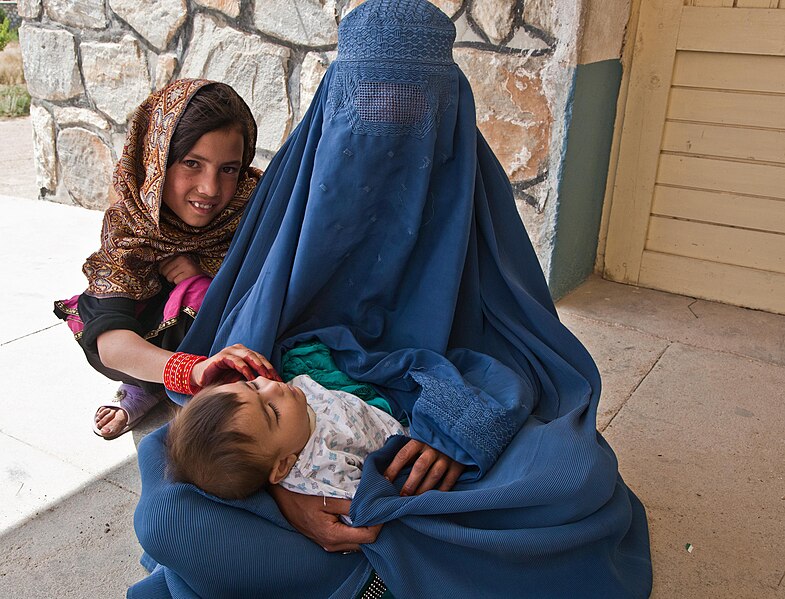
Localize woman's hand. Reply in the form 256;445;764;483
384;439;465;496
269;485;381;552
159;254;205;285
191;344;283;388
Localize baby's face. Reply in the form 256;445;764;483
220;376;311;460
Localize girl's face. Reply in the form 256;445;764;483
162;126;245;227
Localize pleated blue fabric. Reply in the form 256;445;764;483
130;1;652;597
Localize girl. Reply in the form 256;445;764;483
55;79;274;439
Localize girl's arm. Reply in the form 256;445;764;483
97;329;174;383
97;330;277;387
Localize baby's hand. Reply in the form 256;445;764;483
159;254;205;285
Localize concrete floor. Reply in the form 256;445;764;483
1;117;784;597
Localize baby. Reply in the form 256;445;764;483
167;374;407;500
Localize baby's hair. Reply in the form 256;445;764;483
167;82;257;173
166;386;273;500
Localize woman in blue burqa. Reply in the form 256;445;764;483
130;1;652;597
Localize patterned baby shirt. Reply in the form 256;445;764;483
279;374;407;499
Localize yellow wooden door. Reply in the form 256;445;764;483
604;0;785;314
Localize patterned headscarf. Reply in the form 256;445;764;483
83;78;261;300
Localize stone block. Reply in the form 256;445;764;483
193;0;240;19
454;12;485;43
181;14;292;153
455;48;551;182
109;0;187;52
44;0;106;29
522;0;558;37
30;104;56;192
52;106;111;131
299;51;334;120
154;53;179;91
470;0;516;44
81;36;151;125
17;0;42;19
506;26;552;52
253;0;338;46
19;25;83;101
431;0;462;18
57;128;114;210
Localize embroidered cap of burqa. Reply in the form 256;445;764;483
131;1;653;597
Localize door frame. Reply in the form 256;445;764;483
600;0;685;284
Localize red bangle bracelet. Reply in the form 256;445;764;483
163;352;207;395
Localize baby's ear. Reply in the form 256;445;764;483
268;453;298;485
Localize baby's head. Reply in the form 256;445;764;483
167;376;312;500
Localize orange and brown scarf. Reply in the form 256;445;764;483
83;78;261;300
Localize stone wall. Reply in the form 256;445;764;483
0;1;22;29
20;0;583;268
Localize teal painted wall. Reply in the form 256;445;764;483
548;59;622;299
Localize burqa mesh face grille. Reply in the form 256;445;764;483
356;81;429;125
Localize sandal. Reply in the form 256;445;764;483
93;384;163;440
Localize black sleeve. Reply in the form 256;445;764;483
77;294;146;354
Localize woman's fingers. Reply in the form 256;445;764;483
318;499;381;551
412;453;452;495
222;345;282;380
401;449;439;496
197;344;283;388
437;460;466;492
384;439;465;496
319;521;382;552
383;439;423;482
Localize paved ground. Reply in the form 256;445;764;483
1;117;783;598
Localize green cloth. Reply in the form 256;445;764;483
281;340;395;416
283;342;398;599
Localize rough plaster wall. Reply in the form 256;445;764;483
19;0;584;273
578;0;630;65
522;0;582;280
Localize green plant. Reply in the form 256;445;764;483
0;84;30;117
0;17;13;52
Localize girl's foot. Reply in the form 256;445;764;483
93;384;163;440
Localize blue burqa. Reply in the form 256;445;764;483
130;1;652;597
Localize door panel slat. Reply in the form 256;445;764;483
639;251;785;313
667;88;785;130
657;154;785;199
662;121;785;164
679;7;785;55
673;51;785;93
651;185;785;234
646;215;785;272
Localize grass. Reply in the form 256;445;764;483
0;41;28;117
0;84;30;117
0;41;24;84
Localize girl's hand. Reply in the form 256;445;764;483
159;254;205;285
190;344;283;388
384;439;465;496
268;485;381;552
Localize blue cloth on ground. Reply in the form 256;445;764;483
130;1;652;597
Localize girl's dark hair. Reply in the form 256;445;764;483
167;387;273;500
167;82;257;172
